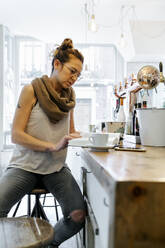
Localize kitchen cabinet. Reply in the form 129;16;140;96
67;146;112;248
67;146;165;248
66;146;84;247
81;162;111;248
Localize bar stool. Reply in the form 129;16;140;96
13;186;60;222
0;217;54;248
28;187;59;222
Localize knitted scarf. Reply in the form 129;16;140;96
32;75;75;123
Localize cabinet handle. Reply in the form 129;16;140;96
85;196;99;235
81;167;91;174
81;167;99;235
81;167;91;196
103;198;109;207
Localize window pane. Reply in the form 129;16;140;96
76;45;116;81
19;39;46;86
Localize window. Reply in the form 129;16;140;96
76;44;117;82
72;44;124;132
18;37;46;86
74;98;92;132
3;27;15;148
1;37;125;149
73;85;114;132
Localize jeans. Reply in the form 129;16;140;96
0;167;86;246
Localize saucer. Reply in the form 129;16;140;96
68;138;116;151
87;144;114;152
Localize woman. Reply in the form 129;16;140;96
0;38;86;248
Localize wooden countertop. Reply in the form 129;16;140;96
81;146;165;183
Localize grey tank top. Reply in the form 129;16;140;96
8;102;69;174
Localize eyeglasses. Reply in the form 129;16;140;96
63;63;82;80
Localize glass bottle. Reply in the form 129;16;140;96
124;78;128;89
125;110;133;135
119;82;123;92
117;98;126;122
114;98;120;120
133;103;140;136
142;101;147;108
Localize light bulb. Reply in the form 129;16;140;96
85;64;88;71
82;64;91;78
119;33;127;48
88;14;98;32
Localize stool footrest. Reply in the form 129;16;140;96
12;189;60;222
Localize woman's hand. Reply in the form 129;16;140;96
45;136;71;152
46;133;82;152
69;131;82;139
54;135;73;152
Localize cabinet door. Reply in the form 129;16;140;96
66;148;111;248
66;147;84;248
66;147;82;188
82;162;111;248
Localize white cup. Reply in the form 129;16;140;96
89;133;109;146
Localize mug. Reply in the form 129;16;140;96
89;133;109;146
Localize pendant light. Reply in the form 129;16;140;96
88;14;97;32
88;0;98;33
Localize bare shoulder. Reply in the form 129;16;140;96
17;84;36;108
21;84;35;95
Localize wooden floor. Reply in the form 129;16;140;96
0;149;77;248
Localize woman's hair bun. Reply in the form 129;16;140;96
60;38;73;50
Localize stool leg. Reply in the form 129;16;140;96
12;200;22;217
42;194;46;205
38;202;49;221
27;195;31;216
42;194;60;221
31;194;49;222
31;194;40;218
54;198;59;221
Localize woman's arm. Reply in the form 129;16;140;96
69;109;76;133
12;85;71;152
69;109;81;138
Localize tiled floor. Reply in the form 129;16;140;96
0;149;77;248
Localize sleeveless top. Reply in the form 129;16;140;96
8;102;69;174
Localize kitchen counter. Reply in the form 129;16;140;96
80;146;165;248
81;146;165;185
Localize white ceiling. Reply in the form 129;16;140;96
0;0;165;61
